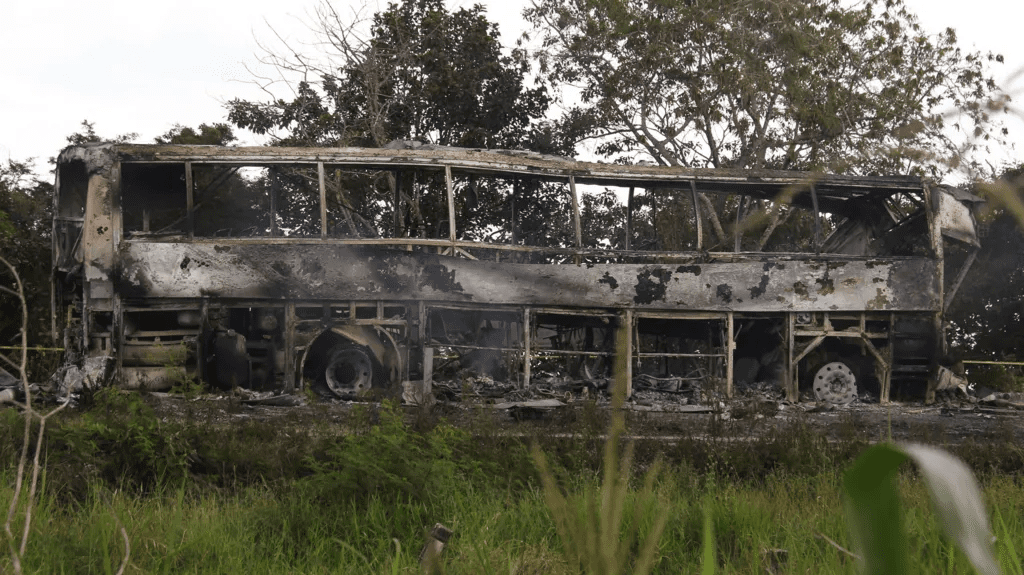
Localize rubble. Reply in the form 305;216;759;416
57;356;113;395
0;365;16;387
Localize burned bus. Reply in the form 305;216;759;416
52;143;981;404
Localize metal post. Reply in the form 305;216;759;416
810;184;821;254
423;347;433;395
616;310;633;399
690;180;703;251
445;165;457;247
511;178;519;246
393;170;403;238
283;303;296;393
786;313;797;401
924;183;944;404
318;162;327;239
269;168;279;237
185;161;194;241
522;307;531;388
569;176;582;264
726;312;735;398
626;187;634;251
734;197;745;252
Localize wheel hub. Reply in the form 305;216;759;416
324;346;373;397
812;361;857;405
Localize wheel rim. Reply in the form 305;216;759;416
812;361;857;404
324;346;373;397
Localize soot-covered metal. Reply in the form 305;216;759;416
52;143;981;405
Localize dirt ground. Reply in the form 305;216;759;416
135;377;1024;446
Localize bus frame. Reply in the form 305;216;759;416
52;143;981;403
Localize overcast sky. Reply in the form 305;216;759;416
2;0;1021;182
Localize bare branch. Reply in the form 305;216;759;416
0;256;30;575
814;531;861;561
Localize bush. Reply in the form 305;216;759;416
52;389;193;494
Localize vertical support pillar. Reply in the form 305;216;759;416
733;197;745;252
317;162;327;239
924;183;944;404
880;355;892;405
511;178;519;246
411;301;426;380
569;176;582;264
616;309;633;399
185;161;194;241
786;312;797;401
269;168;279;236
198;300;209;385
522;307;531;388
283;302;296;393
810;184;821;254
690;180;703;251
883;312;895;404
393;170;403;238
625;187;634;252
444;166;457;253
726;312;735;398
112;295;123;386
423;347;434;395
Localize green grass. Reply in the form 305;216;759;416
7;466;1024;573
3;396;1024;573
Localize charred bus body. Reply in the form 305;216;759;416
52;143;980;403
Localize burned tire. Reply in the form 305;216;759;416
320;344;375;398
808;361;857;405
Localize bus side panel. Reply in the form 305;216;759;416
113;243;940;312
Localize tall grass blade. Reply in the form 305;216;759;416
992;505;1022;573
843;443;908;575
899;443;998;575
842;443;998;575
701;498;715;575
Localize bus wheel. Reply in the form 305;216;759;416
810;361;857;405
323;344;374;398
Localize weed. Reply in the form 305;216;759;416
55;389;193;493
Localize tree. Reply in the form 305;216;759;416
63;120;138;147
526;0;1009;247
0;158;53;369
947;165;1024;359
1;122;141;378
227;0;582;247
228;0;572;153
155;123;236;146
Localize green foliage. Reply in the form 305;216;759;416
526;0;1006;179
700;498;716;575
533;439;669;574
154;122;237;145
58;390;192;493
948;164;1024;358
229;0;572;154
964;364;1024;392
300;401;473;503
63;119;138;146
0;158;54;376
3;120;142;381
3;402;1024;572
